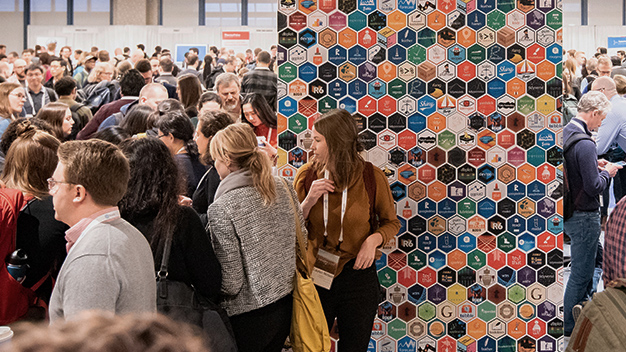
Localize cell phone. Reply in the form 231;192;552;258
615;161;626;167
256;136;266;147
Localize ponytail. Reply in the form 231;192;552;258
210;123;277;205
245;148;276;206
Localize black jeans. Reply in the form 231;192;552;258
229;294;293;352
316;259;380;352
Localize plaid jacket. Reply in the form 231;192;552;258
241;68;277;110
605;196;626;285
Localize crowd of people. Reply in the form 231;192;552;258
0;42;400;352
562;46;626;346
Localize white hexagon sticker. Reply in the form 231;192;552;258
398;62;417;81
486;181;507;201
307;11;329;32
477;61;496;81
437;62;456;82
506;10;525;30
427;45;447;64
477;28;496;47
368;146;389;167
448;112;467;133
288;45;308;66
496;95;516;115
516;27;535;47
398;96;418;116
417;130;437;150
457;95;477;115
467;181;486;201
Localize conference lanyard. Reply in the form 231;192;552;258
323;169;348;251
25;88;46;116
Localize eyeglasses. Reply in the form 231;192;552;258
47;178;74;192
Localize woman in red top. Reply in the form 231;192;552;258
241;93;277;148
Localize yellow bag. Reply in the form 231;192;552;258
283;179;331;352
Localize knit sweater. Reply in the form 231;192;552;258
207;170;306;316
294;161;401;276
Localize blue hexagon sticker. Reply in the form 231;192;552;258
368;79;387;99
487;78;506;97
348;45;368;65
328;45;347;65
547;215;562;234
487;44;506;64
429;250;447;270
298;62;318;82
438;198;457;218
537;129;556;149
497;61;516;81
418;198;437;218
546;43;562;64
468;11;486;30
458;233;477;253
398;0;416;13
339;97;357;114
389;45;408;65
417;95;436;115
508;215;526;235
398;28;417;47
390;181;407;202
478;198;497;218
329;79;347;99
448;45;466;64
278;96;297;116
507;181;526;201
438;233;457;253
518;233;536;252
527;181;546;201
348;79;368;99
527;215;546;235
298;29;317;48
418;233;436;252
408;113;427;133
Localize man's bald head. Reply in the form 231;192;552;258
592;76;617;99
139;83;168;110
0;62;10;78
131;49;145;64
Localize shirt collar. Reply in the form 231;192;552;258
65;207;120;253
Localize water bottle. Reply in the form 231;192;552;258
6;249;28;283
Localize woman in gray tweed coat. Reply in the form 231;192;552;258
207;123;306;352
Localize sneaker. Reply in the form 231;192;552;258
572;304;583;323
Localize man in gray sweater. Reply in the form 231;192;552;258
48;140;156;323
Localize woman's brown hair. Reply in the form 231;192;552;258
197;109;233;164
177;74;203;110
2;128;60;199
210;123;275;205
35;101;69;140
0;82;22;118
312;109;364;190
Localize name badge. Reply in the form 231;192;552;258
311;248;340;290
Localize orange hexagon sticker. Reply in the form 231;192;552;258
338;28;357;48
388;11;407;31
457;27;477;48
506;78;526;98
427;112;447;132
427;11;446;31
428;181;447;201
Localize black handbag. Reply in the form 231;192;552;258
156;234;238;352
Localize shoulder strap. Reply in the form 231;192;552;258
280;178;309;278
157;233;174;298
70;103;83;113
563;132;592;155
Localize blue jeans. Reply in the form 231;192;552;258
564;210;601;336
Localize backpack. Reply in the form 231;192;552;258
303;161;378;233
566;278;626;351
0;188;30;325
563;132;593;221
77;81;118;115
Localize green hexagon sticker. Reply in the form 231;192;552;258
487;10;505;30
318;96;337;114
348;12;367;31
388;319;407;340
408;45;427;65
288;114;307;134
497;232;516;253
388;78;407;99
556;62;562;77
546;10;562;30
478;301;497;322
409;249;428;270
438;130;456;150
507;284;526;304
467;249;487;270
458;198;477;219
418;301;436;321
467;44;486;65
378;267;397;288
279;63;298;83
517;95;535;115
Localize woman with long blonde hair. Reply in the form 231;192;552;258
207;123;306;352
